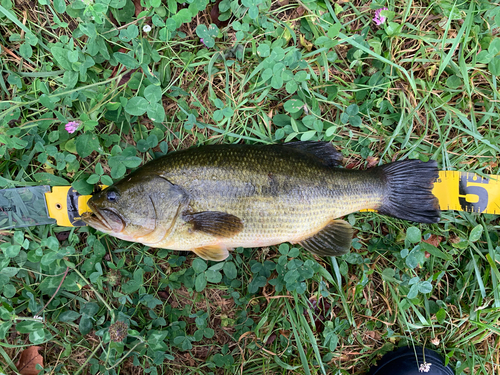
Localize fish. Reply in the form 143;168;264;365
82;142;440;261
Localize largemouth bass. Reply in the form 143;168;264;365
82;142;440;261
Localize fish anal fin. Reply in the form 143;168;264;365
299;220;353;257
184;211;243;238
282;141;343;167
193;245;230;261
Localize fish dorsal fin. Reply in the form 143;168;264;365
299;220;353;257
282;141;343;167
183;211;244;238
193;245;230;261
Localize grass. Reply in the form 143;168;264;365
0;0;500;374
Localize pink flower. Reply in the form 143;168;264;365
200;38;206;47
373;7;388;25
65;121;80;133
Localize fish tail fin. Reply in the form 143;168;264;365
376;160;440;223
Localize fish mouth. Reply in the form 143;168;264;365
82;204;125;233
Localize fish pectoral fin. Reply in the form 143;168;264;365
299;220;354;257
184;211;243;238
193;245;230;261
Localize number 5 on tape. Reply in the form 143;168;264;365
433;171;500;214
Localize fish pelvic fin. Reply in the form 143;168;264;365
183;211;244;238
376;159;440;223
193;245;230;261
299;220;353;257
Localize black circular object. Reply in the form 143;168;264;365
366;346;454;375
107;190;118;202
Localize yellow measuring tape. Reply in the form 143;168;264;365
433;171;499;214
45;186;97;227
44;171;500;227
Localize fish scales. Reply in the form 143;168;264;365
83;142;440;261
143;146;381;247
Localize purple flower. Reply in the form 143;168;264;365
200;38;206;47
373;7;388;26
65;121;80;133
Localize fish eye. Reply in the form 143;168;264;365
107;190;118;202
